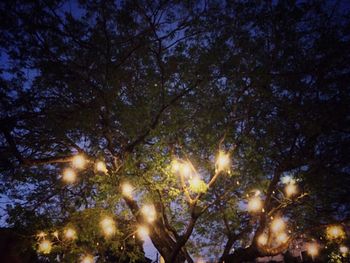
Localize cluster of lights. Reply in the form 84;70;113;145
39;148;349;261
62;155;107;183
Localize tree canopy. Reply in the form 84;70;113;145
0;0;349;262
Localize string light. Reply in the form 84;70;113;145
64;228;77;240
137;225;149;240
215;150;230;172
271;218;285;233
248;196;263;213
306;242;319;258
100;217;116;237
122;183;133;198
72;154;86;169
38;240;52;254
285;183;298;197
141;204;156;223
81;254;94;263
326;225;345;241
257;234;268;246
95;161;107;173
63;168;77;183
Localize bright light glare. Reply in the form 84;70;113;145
215;151;230;172
81;255;94;263
63;168;77;183
95;161;107;173
248;196;263;213
141;205;156;223
72;154;86;169
100;217;116;237
271;218;285;233
38;240;52;254
137;226;149;240
122;183;133;198
64;228;77;240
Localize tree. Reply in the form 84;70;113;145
0;0;349;262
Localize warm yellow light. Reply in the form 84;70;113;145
62;168;77;183
306;243;319;258
81;254;94;263
95;161;107;173
122;183;133;198
340;245;349;255
141;204;156;223
38;240;52;254
276;232;288;243
100;217;116;237
180;162;193;177
137;225;149;240
326;225;346;241
248;196;263;213
285;183;298;197
171;159;181;173
64;228;77;240
257;234;268;246
215;151;230;172
72;154;86;169
52;231;59;239
37;231;46;239
189;176;207;193
271;218;285;233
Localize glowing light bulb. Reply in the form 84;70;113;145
285;183;298;197
38;240;52;254
276;232;288;243
64;228;77;240
137;225;149;240
257;234;268;246
271;218;285;233
141;204;156;223
340;245;349;255
100;217;116;237
72;154;86;169
189;176;207;193
215;151;230;172
180;162;192;177
248;196;263;213
326;225;345;241
95;161;107;173
81;254;94;263
306;243;319;258
122;183;133;198
171;159;181;173
62;168;77;183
